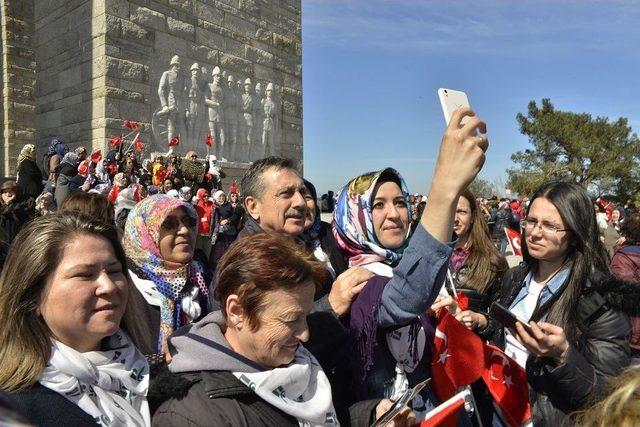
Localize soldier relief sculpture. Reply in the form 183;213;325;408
153;55;282;163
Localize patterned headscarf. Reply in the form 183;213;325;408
178;186;192;202
332;168;412;267
113;172;127;188
122;195;208;352
17;144;35;166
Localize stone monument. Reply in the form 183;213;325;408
0;0;303;180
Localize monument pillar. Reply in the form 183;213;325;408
1;0;36;177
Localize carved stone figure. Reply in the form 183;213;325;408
253;82;265;159
157;55;188;145
187;62;208;151
225;74;241;161
262;82;280;157
240;78;254;162
205;66;226;160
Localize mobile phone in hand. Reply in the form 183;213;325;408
438;88;471;126
489;302;534;335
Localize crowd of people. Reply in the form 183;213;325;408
0;107;639;426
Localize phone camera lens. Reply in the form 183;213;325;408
444;90;448;94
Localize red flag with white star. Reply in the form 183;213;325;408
421;387;471;427
168;135;180;147
124;119;141;131
481;343;531;427
133;133;143;153
431;310;485;402
109;134;123;148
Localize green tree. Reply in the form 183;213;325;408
468;177;495;198
507;99;640;198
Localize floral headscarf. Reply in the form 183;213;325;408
123;195;209;352
332;168;412;267
113;172;128;189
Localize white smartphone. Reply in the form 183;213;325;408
438;88;471;126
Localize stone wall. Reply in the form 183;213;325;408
1;0;302;177
1;0;36;176
34;0;105;159
102;0;302;164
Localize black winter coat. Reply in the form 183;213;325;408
150;367;378;427
483;264;638;426
10;383;97;426
17;158;43;200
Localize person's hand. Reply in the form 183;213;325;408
374;399;416;427
430;108;488;199
513;321;569;365
455;310;487;330
430;295;461;316
220;219;229;225
615;236;626;251
327;267;374;317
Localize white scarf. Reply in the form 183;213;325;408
232;345;339;426
365;262;427;401
39;331;150;427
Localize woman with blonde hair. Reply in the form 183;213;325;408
573;364;640;426
0;212;150;426
16;143;43;201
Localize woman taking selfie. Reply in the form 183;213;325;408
331;108;488;415
0;213;150;426
485;181;638;425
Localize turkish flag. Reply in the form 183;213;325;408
107;185;119;204
168;135;180;147
455;292;469;311
90;149;102;163
156;167;168;184
205;133;214;147
228;180;240;194
133;133;143;153
124;119;141;131
421;388;470;427
481;343;531;427
504;227;523;256
431;311;485;402
109;134;123;148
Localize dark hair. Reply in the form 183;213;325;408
59;191;114;225
241;157;295;202
523;181;609;343
214;233;327;331
0;212;143;390
620;214;640;245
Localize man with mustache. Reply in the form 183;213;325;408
239;156;373;318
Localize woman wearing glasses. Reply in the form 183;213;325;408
484;181;638;425
123;195;212;363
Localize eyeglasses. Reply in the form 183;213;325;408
520;217;569;235
161;215;197;231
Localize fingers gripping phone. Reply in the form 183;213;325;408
438;88;471;126
489;302;534;335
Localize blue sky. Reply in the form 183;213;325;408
301;0;640;195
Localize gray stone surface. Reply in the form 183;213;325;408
1;0;302;177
